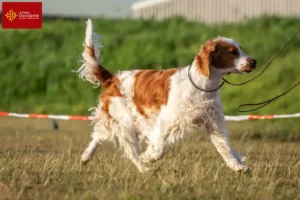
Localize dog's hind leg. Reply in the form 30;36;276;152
81;125;111;166
109;97;149;173
140;116;172;164
118;125;150;173
81;137;99;166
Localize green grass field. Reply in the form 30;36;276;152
1;16;300;115
0;117;300;200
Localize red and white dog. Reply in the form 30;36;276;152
77;19;257;173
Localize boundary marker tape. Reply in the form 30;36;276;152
0;111;299;121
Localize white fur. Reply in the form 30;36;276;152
74;19;103;87
80;20;253;173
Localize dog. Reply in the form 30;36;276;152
76;19;256;173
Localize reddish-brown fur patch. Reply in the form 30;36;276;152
84;45;122;118
195;40;239;77
84;45;113;87
100;76;123;117
195;40;215;77
133;69;178;118
212;41;239;69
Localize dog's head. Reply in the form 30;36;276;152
195;37;257;77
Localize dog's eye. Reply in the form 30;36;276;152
229;49;238;56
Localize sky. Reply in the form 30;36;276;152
0;0;144;18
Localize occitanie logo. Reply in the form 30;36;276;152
2;2;42;29
5;9;17;22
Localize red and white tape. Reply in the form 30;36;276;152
225;113;300;121
0;111;299;121
0;111;93;121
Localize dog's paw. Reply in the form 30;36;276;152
236;165;251;173
139;153;152;164
81;159;89;166
241;156;247;162
139;166;151;173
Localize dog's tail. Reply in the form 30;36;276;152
74;19;113;88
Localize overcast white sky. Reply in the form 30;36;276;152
1;0;144;18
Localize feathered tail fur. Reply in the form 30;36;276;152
74;19;113;88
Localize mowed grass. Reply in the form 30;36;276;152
0;117;300;200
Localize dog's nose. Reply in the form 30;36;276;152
247;58;257;69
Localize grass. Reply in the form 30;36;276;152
1;16;300;115
0;117;300;199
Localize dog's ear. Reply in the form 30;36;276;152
195;40;216;77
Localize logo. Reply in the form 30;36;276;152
2;2;42;29
5;9;17;22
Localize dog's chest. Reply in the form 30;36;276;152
173;98;217;128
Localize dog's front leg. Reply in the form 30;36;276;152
208;111;250;173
